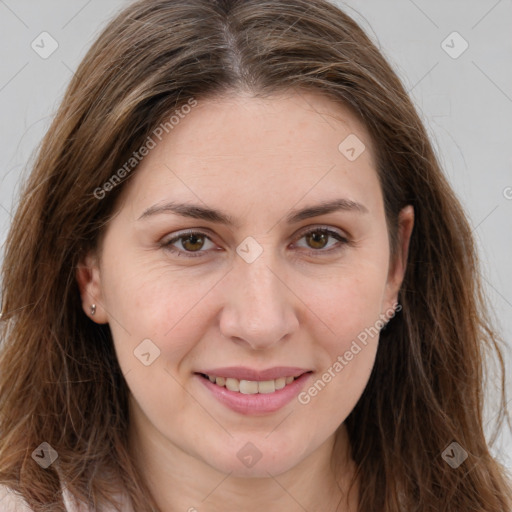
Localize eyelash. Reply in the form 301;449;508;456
161;227;350;258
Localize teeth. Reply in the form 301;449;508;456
257;380;275;394
239;380;259;394
275;377;286;390
205;374;300;394
225;378;239;392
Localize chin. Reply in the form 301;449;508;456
202;437;306;478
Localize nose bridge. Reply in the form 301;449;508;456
219;241;299;348
243;251;280;306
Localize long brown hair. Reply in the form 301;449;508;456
1;0;510;510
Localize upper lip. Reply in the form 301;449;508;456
196;366;311;381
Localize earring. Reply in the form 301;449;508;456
90;304;96;316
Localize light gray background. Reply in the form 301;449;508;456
0;0;511;469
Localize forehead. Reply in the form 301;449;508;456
117;90;381;219
150;90;375;164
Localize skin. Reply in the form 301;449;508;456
77;90;414;512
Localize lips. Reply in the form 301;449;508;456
195;369;313;414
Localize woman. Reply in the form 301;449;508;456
0;0;510;510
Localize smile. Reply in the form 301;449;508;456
200;373;298;394
196;371;313;415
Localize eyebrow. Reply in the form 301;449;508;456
137;198;368;227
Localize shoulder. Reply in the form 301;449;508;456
0;483;91;512
0;484;34;512
0;482;131;512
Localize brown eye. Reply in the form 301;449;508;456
305;230;330;249
181;233;206;252
162;227;348;259
294;227;348;254
162;231;215;257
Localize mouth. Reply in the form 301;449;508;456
196;372;311;395
195;369;314;415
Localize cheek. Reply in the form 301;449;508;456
295;258;387;409
298;281;382;421
303;260;389;348
101;255;222;371
102;267;213;423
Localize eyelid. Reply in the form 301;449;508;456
161;228;217;258
294;224;348;240
290;226;349;253
161;225;350;258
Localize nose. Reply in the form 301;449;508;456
219;251;299;351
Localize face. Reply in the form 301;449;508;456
77;90;413;479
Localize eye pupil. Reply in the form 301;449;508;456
182;234;204;251
307;231;328;249
166;228;344;258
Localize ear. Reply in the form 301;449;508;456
76;251;109;324
383;205;414;313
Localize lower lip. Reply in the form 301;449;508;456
195;372;312;415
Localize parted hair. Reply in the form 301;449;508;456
0;0;511;510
